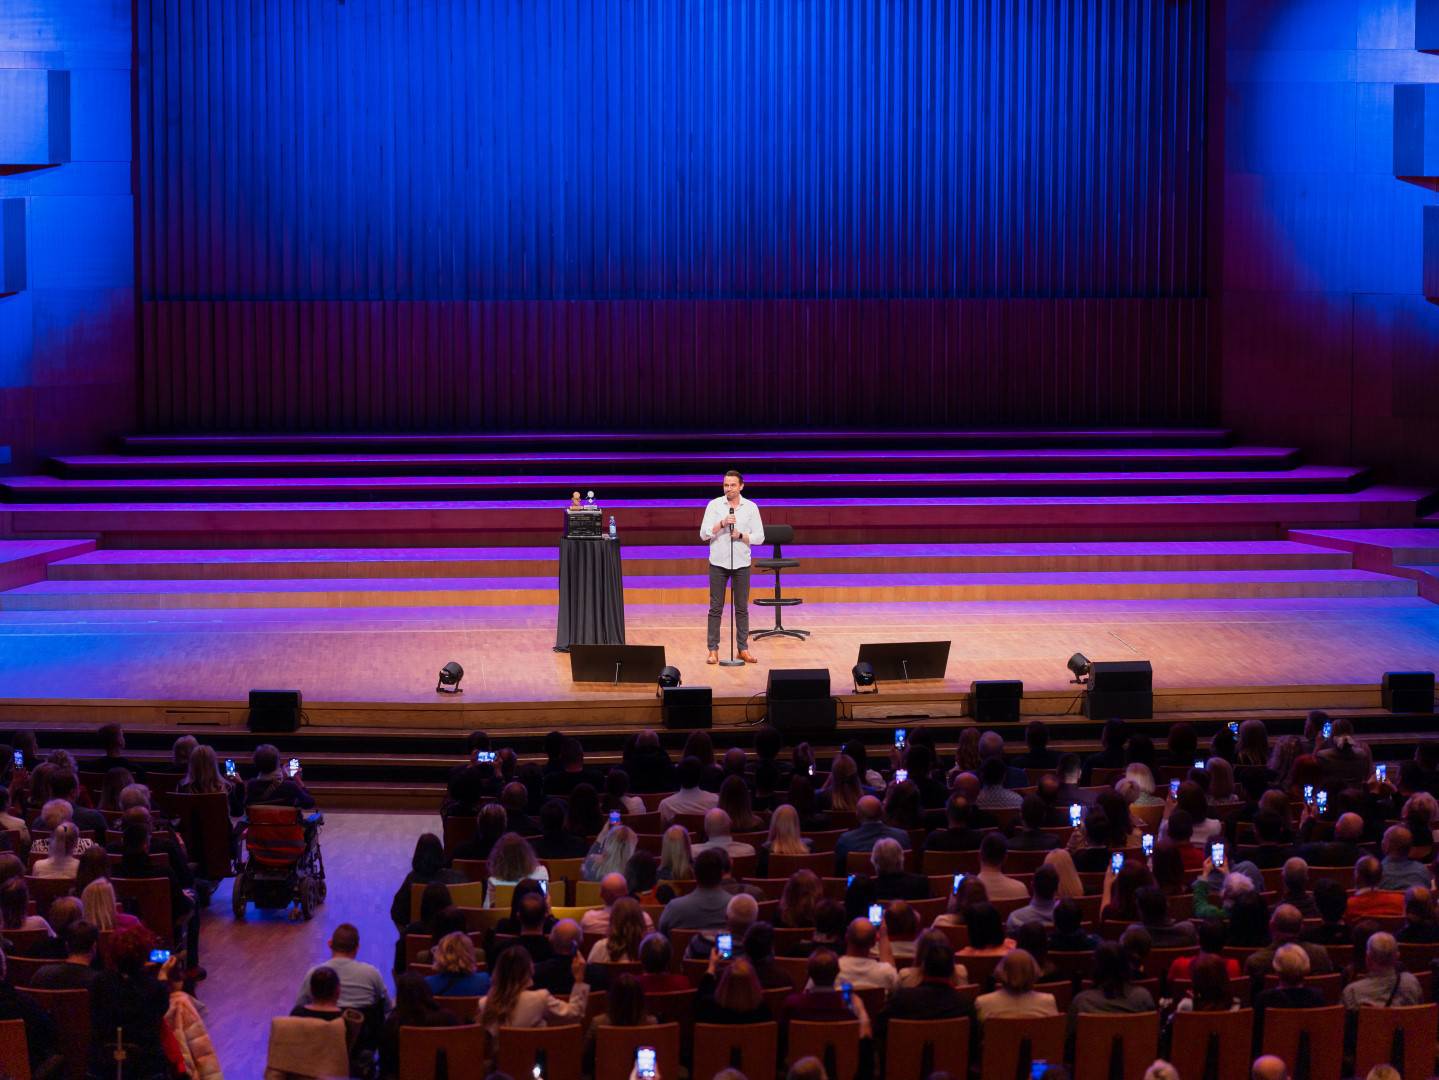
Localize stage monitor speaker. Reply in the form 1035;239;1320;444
1384;671;1435;713
970;680;1023;723
249;689;301;733
662;686;713;729
766;668;836;737
568;644;667;684
1085;661;1153;720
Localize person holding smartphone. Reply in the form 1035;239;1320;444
241;743;316;812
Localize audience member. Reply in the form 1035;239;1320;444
427;931;491;997
832;795;909;874
975;948;1059;1020
975;833;1029;901
476;945;588;1037
379;972;460;1077
658;757;719;825
1340;931;1422;1008
1347;856;1406;923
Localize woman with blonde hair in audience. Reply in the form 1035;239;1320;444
764;804;811;856
1268;735;1302;791
98;768;134;814
82;878;140;932
178;745;233;796
1043;848;1086;899
581;823;637;882
484;833;548;907
476;944;588;1038
1122;764;1165;806
718;774;766;832
779;869;823;929
32;820;81;879
426;930;491;997
657;825;693;882
818;754;862;813
975;948;1059;1020
588;896;647;964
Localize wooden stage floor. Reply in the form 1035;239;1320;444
2;595;1437;727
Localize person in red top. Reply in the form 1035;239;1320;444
1165;811;1207;874
1345;856;1406;925
1167;917;1242;983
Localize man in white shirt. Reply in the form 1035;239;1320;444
699;470;765;665
975;833;1031;902
658;756;719;825
836;917;898;993
692;808;756;860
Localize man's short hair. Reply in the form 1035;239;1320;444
870;838;903;875
694;848;726;888
806;947;839;987
1021;794;1047;830
1356;856;1384;889
98;723;124;752
64;919;99;956
1032;865;1060;901
464;731;491;753
330;923;360;954
979;832;1007;867
981;756;1007;786
254;744;280;774
309;965;341;1002
677;756;703;790
119;784;151;810
945;794;970;826
1273;942;1310;981
1057;754;1082;782
724;469;744;484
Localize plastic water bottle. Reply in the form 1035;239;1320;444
608;515;617;540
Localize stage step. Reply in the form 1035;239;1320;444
0;465;1369;503
120;427;1237;454
44;540;1357;581
51;445;1301;479
0;568;1416;611
0;539;97;591
3;488;1430;547
1289;528;1439;605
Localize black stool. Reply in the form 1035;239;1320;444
753;523;809;640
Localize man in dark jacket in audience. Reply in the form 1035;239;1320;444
922;795;986;854
622;729;676;793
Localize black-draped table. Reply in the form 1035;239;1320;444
554;536;626;651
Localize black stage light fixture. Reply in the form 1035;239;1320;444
656;665;682;697
852;661;878;694
1067;653;1092;684
436;661;464;694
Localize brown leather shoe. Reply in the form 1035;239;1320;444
738;650;758;664
706;650;719;665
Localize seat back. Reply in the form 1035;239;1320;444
883;1017;971;1080
1072;1011;1160;1080
450;858;487;882
767;851;833;878
28;986;90;1080
412;879;487;922
786;1019;861;1080
1260;972;1343;1005
978;1013;1068;1079
433;996;482;1023
956;952;1004;989
1353;1003;1438;1080
109;876;172;938
4;954;49;988
0;1019;29;1080
22;875;74;921
396;1023;486;1080
442;815;477;858
496;1023;584;1080
1170;1008;1255;1080
772;955;810;989
763;523;795;548
594;1023;681;1080
692;1021;778;1080
265;1015;351;1078
643;988;696;1043
1260;1005;1345;1080
166;791;235;880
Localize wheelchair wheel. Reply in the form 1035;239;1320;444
231;869;249;919
298;875;317;921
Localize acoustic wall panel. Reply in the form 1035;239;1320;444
137;0;1213;433
0;199;23;296
1395;83;1439;180
1426;205;1439;300
0;70;71;165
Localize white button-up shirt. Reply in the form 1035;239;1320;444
700;496;765;569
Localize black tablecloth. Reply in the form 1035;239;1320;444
554;536;626;651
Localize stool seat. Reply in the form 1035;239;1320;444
755;597;803;607
754;558;800;571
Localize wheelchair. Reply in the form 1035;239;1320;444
232;803;327;920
